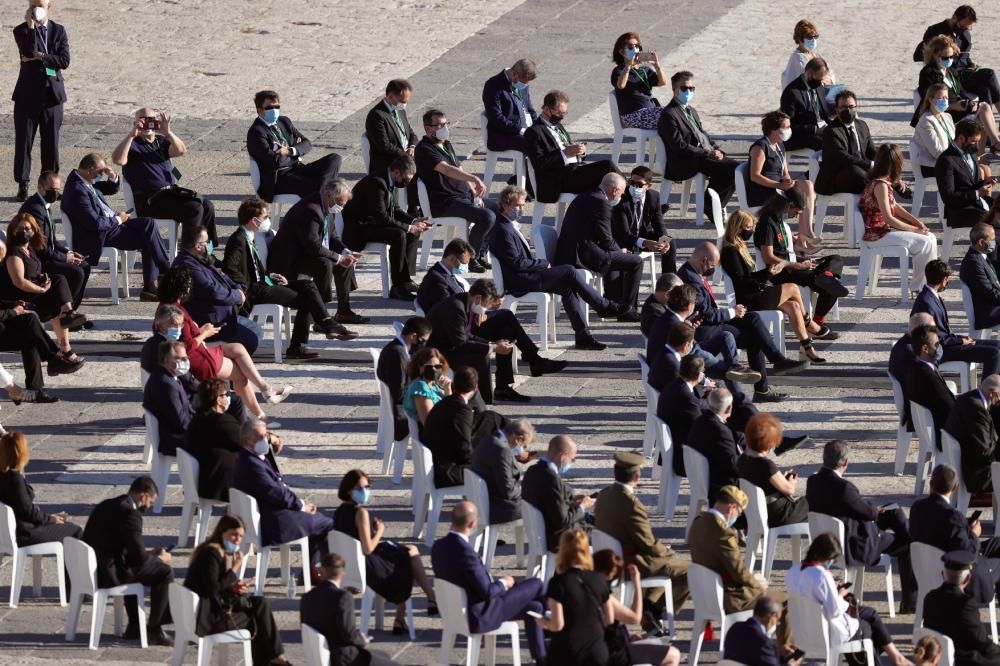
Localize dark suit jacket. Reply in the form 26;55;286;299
640;295;666;339
482;69;537;152
141;366;194;457
945;390;998;493
657;376;701;454
431;532;510;634
936;144;991;228
553;190;618;273
365;100;416;176
814;118;876;195
723;617;782;666
923;582;1000;666
376;338;408;408
888;333;916;386
657;99;719;181
523;120;575;204
688;411;740;501
185;410;242;502
246;116;313;203
649;344;681;393
645;307;684;368
341;174;412;252
82;494;149;588
416;262;464;313
221;227;268;308
488;216;549;296
18;193;68;262
425;291;490;359
423;394;474;487
904;360;957;448
521;459;584;552
805;467;883;566
913;19;973;69
612;189;665;251
268;192;347;277
910;493;978;556
678;261;729;326
780;75;827;140
173;251;242;327
231;448;314;546
301;580;370;666
961;248;1000;330
61;170;122;263
911;285;961;347
471;430;521;524
0;470;54;545
12;20;69;109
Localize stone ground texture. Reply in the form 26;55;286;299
0;0;999;663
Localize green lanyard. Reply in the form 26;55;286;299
945;70;964;96
248;236;273;285
682;106;703;133
269;124;289;147
432;141;457;165
390;109;407;137
931;114;954;143
803;77;823;118
552;123;570;145
632;66;653;93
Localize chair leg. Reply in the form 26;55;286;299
9;551;26;607
195;503;213;547
611;134;623;164
55;548;66;606
65;591;82;640
425;493;440;547
89;590;109;649
883;563;895;618
360;589;374;635
689;616;706;666
406;598;416;641
484;155;498;193
855;251;874;301
196;638;213;666
255;548;271;595
298;540;312;594
990;598;998;643
467;635;483;666
379;248;391;299
392;436;408;485
170;635;187;666
440;629;457;665
178;500;195;549
894;429;912;476
419;226;435;271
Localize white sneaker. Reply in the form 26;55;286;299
263;385;293;404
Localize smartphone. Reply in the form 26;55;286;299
165;544;176;553
970;509;984;522
659;234;673;244
989;176;1000;185
881;502;899;511
790;648;806;660
840;581;852;589
125;208;135;215
636;52;656;63
526;610;550;619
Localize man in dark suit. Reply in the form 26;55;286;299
914;259;1000;376
416;238;475;312
141;340;193;459
657;352;706;471
301;553;381;666
923;550;1000;666
342;155;428;300
945;376;1000;494
687;388;743;503
268;180;366;325
553;174;643;318
246;89;341;203
937;119;997;229
60;153;170;300
377;316;431;441
814;90;876;196
656;70;738;220
650;319;696;393
911;464;1000;604
723;596;801;666
521;435;592;552
483;60;538;153
961;223;1000;331
364;78;419;217
471;419;535;525
489;186;624;350
640;273;680;339
431;502;547;664
806;440;917;612
223;198;356;359
613;166;674;274
81;476;173;645
904;325;956;448
888;313;934;385
779;57;830;152
18;170;90;311
523;89;618;205
12;1;68;201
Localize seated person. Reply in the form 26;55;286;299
610;32;667;130
889;312;934;386
523;89;618;205
860;143;938;296
489;185;625;351
333;469;438;633
377;316;431;442
232;418;333;564
471;419;536;525
814;90;877;196
185;379;244;502
960;223;1000;331
521;435;593;552
780;19;836;89
482;58;538;153
417;238;475;311
687;388;743;502
721;207;827;363
914;259;1000;376
0;293;80;399
112;106;218;244
936;119;997;229
640;273;681;339
737;413;809;527
341;155;428;300
912;83;957;178
142;339;194;459
267;179;365;326
17;170;90;310
612;166;674;274
746;111;818;252
402;347;451;431
60;152;170;300
657;70;738;220
945;375;1000;494
806;440;917;612
553;173;643;318
364;79;419;209
919;5;1000;117
905;325;956;450
224;198;356;360
422;366;505;487
779;56;830;153
724;596;803;666
414;108;496;270
246;89;341;203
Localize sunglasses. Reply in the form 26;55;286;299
425;364;443;370
263;104;280;111
680;86;696;92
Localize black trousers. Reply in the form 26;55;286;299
960;67;1000;106
301;256;355;312
20;520;82;547
44;258;90;310
558;160;619;194
783;132;823;152
875;507;917;608
200;596;283;665
817;165;867;196
347;226;419;287
851;605;893;652
698;312;783;392
124;556;174;629
680;156;738;219
274;154;342;199
136;189;218;246
13;103;62;184
0;313;59;390
660;243;677;275
250;278;329;347
773;255;845;320
208;320;260;357
473;309;541;389
593;250;643;306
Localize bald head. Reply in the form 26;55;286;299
547;435;577;469
907;312;934;334
600;173;627;202
689;241;720;277
450;500;478;533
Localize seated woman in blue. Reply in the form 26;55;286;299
402;347;452;434
611;31;667;130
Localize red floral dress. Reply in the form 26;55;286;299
859;177;894;242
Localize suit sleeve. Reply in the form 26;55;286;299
781;88;814;137
122;509;149;569
457;404;474;465
937;154;983;208
719;527;763;592
824;127;869;171
483;80;522;134
190;265;241;307
357;180;410;232
247;124;279;175
660;110;713;161
376;349;406;405
240;458;301;511
840;482;879;522
40;24;69;71
644;191;666;238
156;382;193;438
499;447;521;504
491;227;547;272
628;500;672;560
13;25;34;58
336;588;368;648
64;181;113;233
524;127;567;174
221;238;250;289
365;111;402;162
592;204;620;252
286;118;312;157
300;215;338;261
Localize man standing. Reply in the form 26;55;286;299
365;78;418;211
12;0;68;201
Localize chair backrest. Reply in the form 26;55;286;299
687;562;725;620
144;409;160;455
62;215;75;249
327;530;366;592
248;156;263;190
787;593;832;657
590;528;624;557
720;266;737;308
708;188;726;237
479;112;490;148
654;135;668;179
808;150;822;182
434;578;472;635
532;224;558;262
908;137;929;184
911;542;945;596
960;281;980;334
168;581;199;637
910;401;936;453
302;623;331;666
488;251;506;292
525;159;539;196
734;162;751;208
361;132;371;173
637;352;651;398
738;479;768;538
176;448;201;505
414;444;434;491
121;177;138;211
228;488;263;550
63;537;98;596
682;446;710;506
0;503;17;556
608;90;624;132
657;418;673;463
940;430;963;478
913;626;955;666
887;371;906;423
807;513;847;569
416;179;433;221
463;468;491;526
368;347;395;447
521;501;547;557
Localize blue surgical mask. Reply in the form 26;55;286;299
934;98;950;113
164;326;182;341
628;185;645;200
223;540;239;554
803;38;817;51
557;461;572;475
512;446;526;458
939;58;954;69
932;344;944;364
624;47;639;61
452;262;469;275
512;81;528;93
351;487;372;505
727;517;738;527
93;173;104;183
677;89;694;105
608;197;622;207
205;241;214;256
263;108;280;125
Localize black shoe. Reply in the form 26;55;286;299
286;345;320;360
753;389;789;403
814;273;849;298
12;389;58;405
477;256;492;270
69;319;95;333
334;311;370;325
321;319;359;340
139;289;160;302
146;627;172;647
427;601;439;617
812;324;840;340
15;182;28;202
121;623;141;640
58;311;87;330
529;358;568;377
389;285;418;300
595;301;627;319
47;356;84;377
616;308;641;323
574;335;607;351
775;435;811;456
468;258;487;273
494;386;531;403
771;358;809;375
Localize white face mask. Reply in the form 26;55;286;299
32;6;47;21
435;125;450;141
471;302;486;315
779;128;792;142
330;204;344;216
221;395;232;412
174;358;190;376
396;102;408;112
257;217;272;233
253;439;269;456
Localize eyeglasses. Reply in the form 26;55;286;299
263;104;280;111
626;42;642;49
629;181;649;188
840;104;858;110
680;86;696;92
424;364;443;370
427;121;449;129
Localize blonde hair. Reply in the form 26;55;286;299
555;529;593;574
0;432;30;473
722;209;756;268
923;34;958;67
913;634;942;665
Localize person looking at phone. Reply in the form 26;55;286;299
611;32;667;131
737;413;809;528
471;419;536;525
611;166;675;273
936;119;999;229
184;514;290;665
111;106;218;246
723;595;803;666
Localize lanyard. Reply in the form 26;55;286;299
769;141;787;177
632;66;653;93
803;77;823;118
945;70;964;96
35;24;48;54
432;141;457;165
553;123;570;145
931;114;954;143
269;124;289;147
248;238;272;285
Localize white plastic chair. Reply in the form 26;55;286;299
853;198;911;301
940;431;971;514
411;442;465;546
1;502;65;607
787;592;875;666
739;480;809;579
369;347;409;484
590;528;674;638
416;178;469;270
962;280;1000;340
228;488;311;597
907;138;945;226
301;623;331;666
464;469;524;569
654;418;682;522
887;371;914;477
993;461;1000;536
144;409;176;514
913;626;956;666
61;218;132;304
655;136;705;226
489;249;555;352
243;234;293;363
521;501;554;583
328;531;416;641
911;541;944;632
687;562;754;665
733;162;763;216
248;155;300;221
532;223;598;324
333;209;391;299
63;537;147;649
169;581;251;666
436;578;522;666
807;512;895;616
682;446;711;538
609;90;658;166
526;159;576;231
480;111;526;193
909;401;940;496
176;448;226;549
121;176;180;258
809;150;859;248
638;353;657;458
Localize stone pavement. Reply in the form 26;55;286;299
0;0;998;663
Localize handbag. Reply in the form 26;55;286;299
577;574;633;665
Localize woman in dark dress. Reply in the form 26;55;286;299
185;379;242;501
610;32;667;130
332;469;437;635
736;413;808;527
184;514;289;665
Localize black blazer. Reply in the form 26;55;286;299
723;617;782;666
425;291;490;359
221;227;267;304
488;215;550;296
482;69;537;151
888;332;916;386
267;192;347;276
687;411;740;500
780;75;827;139
82;494;149;588
183;545;246;635
648;344;681;393
814;118;876;195
936;144;991;228
657;99;719;181
640;295;666;339
301;580;370;666
185;410;242;502
960;248;1000;330
923;582;1000;666
364;100;416;176
471;430;521;525
12;20;69;110
913;19;973;69
523;120;575;204
18;193;68;262
141;366;194;457
553;190;617;273
521;459;585;552
376;338;408;407
904;360;956;447
341;174;412;252
422;394;474;487
911;285;961;347
805;467;883;567
910;493;979;557
0;470;53;545
720;244;771;307
944;390;998;493
246;116;313;203
612;189;665;250
416;262;464;313
645;308;683;367
657;376;702;476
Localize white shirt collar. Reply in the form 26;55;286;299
665;344;683;362
924;284;941;301
34;192;50;210
242;227;254;242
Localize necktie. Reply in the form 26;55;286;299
963;153;977;177
808;89;823;120
44;206;55;244
89;184;116;217
249;238;273;285
702;277;717;305
632;199;642;235
986;255;1000;287
847;126;859;157
270;124;289;147
36;25;47;53
390;109;408;147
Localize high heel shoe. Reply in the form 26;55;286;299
799;340;827;364
11;389;58;405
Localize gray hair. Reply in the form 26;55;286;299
512;59;537;80
240;417;266;444
655;273;682;293
707;388;733;414
504;418;536;444
499;185;527;211
981;374;1000;393
600;172;626;191
154;304;184;328
320;178;352;202
907;312;934;334
971;222;994;244
753;595;782;619
822;439;850;469
944;567;971;585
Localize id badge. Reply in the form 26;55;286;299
45;67;57;77
171;166;182;182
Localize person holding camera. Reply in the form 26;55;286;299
111;106;218;246
611;32;667;130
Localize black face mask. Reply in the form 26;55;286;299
838;108;856;124
11;230;32;246
409;338;426;354
965;142;980;155
421;365;442;382
807;77;823;89
43;188;61;204
549;113;565;124
738;229;754;241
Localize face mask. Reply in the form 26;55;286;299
509;206;524;221
987;240;997;254
965;142;980;155
43;188;60;204
421;365;442;382
557;461;572;475
826;559;836;569
628;185;645;200
452;263;469;275
624;47;639;61
204;240;214;256
471;302;487;316
330;204;344;217
351;487;372;505
838;108;856;124
779;128;793;142
257;217;272;233
32;6;47;21
677;90;694;105
803;38;817;51
435;126;450;141
395;102;408;112
512;81;528;93
262;108;280;125
174;358;191;376
11;230;32;246
221;394;231;411
137;501;149;514
932;344;944;364
164;326;182;341
608;196;622;207
92;173;104;183
934;98;950;113
939;58;954;69
409;338;426;353
253;439;270;456
727;515;738;527
223;539;239;554
766;622;777;638
512;446;526;458
548;113;565;124
702;264;715;277
738;228;754;241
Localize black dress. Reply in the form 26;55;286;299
0;246;72;321
0;470;82;546
720;243;782;311
736;453;809;527
333;503;413;604
746;136;786;207
184;544;283;665
546;567;625;666
185;410;242;501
